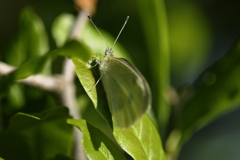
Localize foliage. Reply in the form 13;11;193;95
1;0;240;160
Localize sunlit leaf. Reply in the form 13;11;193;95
114;115;166;160
56;40;112;127
67;119;126;160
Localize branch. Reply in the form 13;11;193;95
0;61;62;93
0;61;15;75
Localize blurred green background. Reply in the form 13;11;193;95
1;0;240;159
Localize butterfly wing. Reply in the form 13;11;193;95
100;57;151;129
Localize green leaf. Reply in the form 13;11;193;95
113;115;166;160
7;84;25;108
136;0;170;134
55;39;113;128
52;13;75;47
67;119;127;160
57;40;92;61
6;7;49;68
0;107;73;160
178;39;240;143
72;55;113;128
62;40;98;106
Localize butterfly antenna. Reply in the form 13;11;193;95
87;14;109;49
112;16;129;50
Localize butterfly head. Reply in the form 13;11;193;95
105;47;114;57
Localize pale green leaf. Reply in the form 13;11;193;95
56;40;112;127
114;115;166;160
